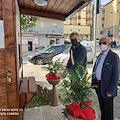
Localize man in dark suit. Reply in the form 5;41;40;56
66;32;87;70
91;37;120;120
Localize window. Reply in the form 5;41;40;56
64;45;70;49
56;39;59;44
52;24;57;32
102;10;105;14
47;47;55;53
41;22;44;28
102;24;104;27
55;46;63;53
86;46;92;52
70;29;72;31
100;31;103;34
102;17;104;21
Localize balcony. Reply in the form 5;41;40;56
86;8;92;12
72;14;77;18
87;23;92;26
22;27;63;34
86;16;92;19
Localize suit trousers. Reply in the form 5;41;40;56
95;82;114;120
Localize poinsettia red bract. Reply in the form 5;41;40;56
45;73;60;80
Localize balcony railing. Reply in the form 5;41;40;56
22;27;63;34
72;14;77;18
86;16;92;19
86;8;92;11
87;23;92;26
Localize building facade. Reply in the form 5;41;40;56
22;18;64;52
22;1;120;52
96;5;105;40
64;4;93;41
104;0;120;40
22;3;95;52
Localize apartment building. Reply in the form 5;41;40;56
117;0;120;39
104;0;119;40
22;18;64;52
96;5;105;40
64;4;93;41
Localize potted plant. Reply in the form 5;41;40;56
43;60;64;106
59;62;97;120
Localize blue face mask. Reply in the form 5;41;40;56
71;38;79;46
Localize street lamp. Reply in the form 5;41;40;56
111;11;115;40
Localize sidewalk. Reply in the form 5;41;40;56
23;63;120;120
24;89;120;120
24;104;67;120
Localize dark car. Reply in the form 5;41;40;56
35;46;45;52
28;44;70;65
118;76;120;86
118;80;120;86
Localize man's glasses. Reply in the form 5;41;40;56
99;42;109;45
70;38;77;41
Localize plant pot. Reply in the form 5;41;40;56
66;109;98;120
47;78;61;86
46;78;62;106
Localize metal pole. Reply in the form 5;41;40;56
111;11;115;40
93;0;97;65
113;14;115;40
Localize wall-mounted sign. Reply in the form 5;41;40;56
33;38;38;45
0;20;5;48
46;34;64;38
22;39;28;45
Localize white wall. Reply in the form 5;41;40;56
22;17;64;52
34;34;49;46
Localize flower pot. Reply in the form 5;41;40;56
66;109;98;120
47;78;61;86
46;78;62;106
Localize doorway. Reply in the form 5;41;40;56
28;41;32;51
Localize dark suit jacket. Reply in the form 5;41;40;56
66;43;87;70
91;49;120;98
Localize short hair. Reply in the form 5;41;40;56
70;32;80;39
100;36;111;43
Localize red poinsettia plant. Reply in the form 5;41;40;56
43;60;64;80
59;62;97;120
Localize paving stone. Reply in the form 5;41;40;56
24;62;120;120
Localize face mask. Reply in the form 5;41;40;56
100;44;108;52
71;38;79;46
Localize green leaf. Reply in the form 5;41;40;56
59;61;95;110
21;15;39;30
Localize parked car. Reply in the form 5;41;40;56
118;76;120;86
52;46;93;66
28;44;70;65
35;46;45;52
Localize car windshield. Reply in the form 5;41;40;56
37;47;44;50
40;46;51;53
86;46;92;52
63;47;70;54
63;46;92;54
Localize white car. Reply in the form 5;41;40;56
52;46;93;66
